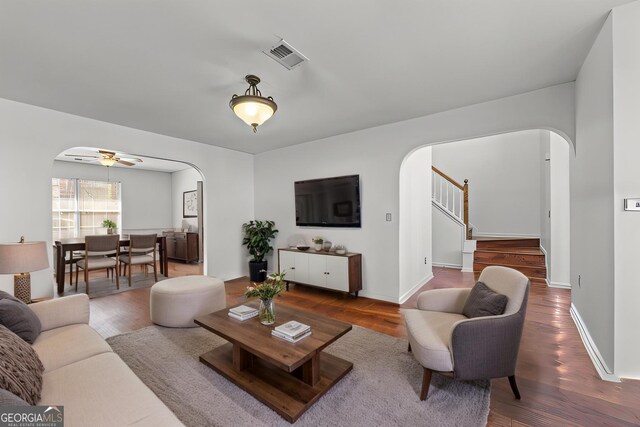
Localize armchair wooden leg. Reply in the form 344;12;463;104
508;375;521;400
408;342;412;352
420;368;433;401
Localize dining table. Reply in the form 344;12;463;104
54;235;168;294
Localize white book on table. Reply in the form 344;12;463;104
228;311;258;321
275;320;311;338
271;329;312;343
229;305;258;316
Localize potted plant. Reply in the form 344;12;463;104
241;220;279;282
311;236;323;251
102;219;117;235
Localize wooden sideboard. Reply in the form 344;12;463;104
278;248;362;297
164;232;199;263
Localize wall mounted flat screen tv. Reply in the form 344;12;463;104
295;175;361;227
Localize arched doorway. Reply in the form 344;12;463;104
399;129;573;301
51;146;206;296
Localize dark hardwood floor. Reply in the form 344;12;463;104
87;265;640;427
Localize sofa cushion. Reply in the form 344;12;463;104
403;309;467;372
0;325;44;405
0;388;30;406
32;324;113;373
0;290;41;343
40;352;184;427
462;281;508;318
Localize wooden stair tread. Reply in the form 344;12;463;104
474;247;544;255
475;238;540;249
473;263;546;279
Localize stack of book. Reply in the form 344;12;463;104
272;320;312;343
228;305;258;321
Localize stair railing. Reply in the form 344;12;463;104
431;166;470;238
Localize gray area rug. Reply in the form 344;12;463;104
107;325;490;426
59;270;165;299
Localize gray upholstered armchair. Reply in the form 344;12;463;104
403;266;529;400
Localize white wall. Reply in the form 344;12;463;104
52;160;173;232
549;133;571;287
612;1;640;379
572;13;615;374
0;98;254;298
539;131;551;270
432;205;464;268
399;146;432;302
254;83;575;303
432;130;543;237
171;168;202;231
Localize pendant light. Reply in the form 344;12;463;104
229;75;277;133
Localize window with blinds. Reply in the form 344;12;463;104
52;178;121;240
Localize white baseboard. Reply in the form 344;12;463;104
461;267;474;273
570;303;620;382
432;262;462;269
473;232;540;239
357;290;398;303
548;281;571;289
399;273;434;304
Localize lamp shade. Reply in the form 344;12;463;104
231;95;276;128
0;242;49;274
229;75;277;133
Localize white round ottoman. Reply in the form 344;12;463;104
150;276;226;327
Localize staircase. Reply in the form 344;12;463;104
473;238;546;283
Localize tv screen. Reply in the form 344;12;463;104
295;175;361;227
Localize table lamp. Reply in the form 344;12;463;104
0;238;49;304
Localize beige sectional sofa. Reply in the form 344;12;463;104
29;294;184;427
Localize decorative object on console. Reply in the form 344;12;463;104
311;236;323;251
229;75;277;133
244;272;285;325
0;238;49;304
102;218;117;235
296;245;310;251
241;220;279;282
323;240;333;252
334;245;347;255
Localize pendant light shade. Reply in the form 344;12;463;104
99;157;116;167
229;75;277;133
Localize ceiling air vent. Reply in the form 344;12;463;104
263;39;309;70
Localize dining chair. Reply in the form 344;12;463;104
119;234;158;287
75;234;120;294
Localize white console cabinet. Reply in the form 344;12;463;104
278;248;362;296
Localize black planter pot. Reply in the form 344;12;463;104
249;261;268;282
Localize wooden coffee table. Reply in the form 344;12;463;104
194;302;353;423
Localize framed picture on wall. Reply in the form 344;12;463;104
183;190;198;218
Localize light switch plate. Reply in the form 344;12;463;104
386;213;392;221
624;199;640;211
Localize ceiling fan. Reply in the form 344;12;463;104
65;150;143;167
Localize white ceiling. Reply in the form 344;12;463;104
56;147;192;173
0;0;632;154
